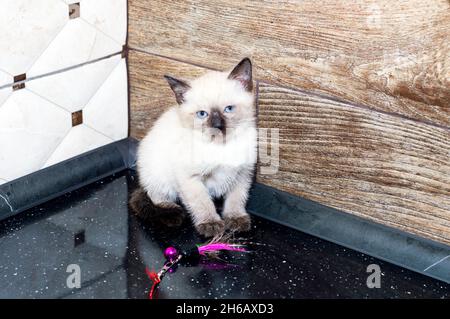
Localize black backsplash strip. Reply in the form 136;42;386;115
247;182;450;284
0;138;131;219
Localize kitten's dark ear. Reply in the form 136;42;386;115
228;58;253;92
164;75;191;104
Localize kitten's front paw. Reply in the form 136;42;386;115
224;214;251;233
196;219;225;237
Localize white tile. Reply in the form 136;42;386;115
0;69;12;87
27;55;121;113
28;18;121;78
83;60;128;141
43;125;112;168
0;1;128;182
0;0;68;75
0;87;12;107
0;89;71;181
81;0;127;45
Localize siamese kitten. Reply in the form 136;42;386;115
130;58;257;237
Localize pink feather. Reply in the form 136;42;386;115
197;243;246;255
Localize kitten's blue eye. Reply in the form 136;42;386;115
224;105;235;113
196;110;208;119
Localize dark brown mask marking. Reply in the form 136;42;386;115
208;109;226;134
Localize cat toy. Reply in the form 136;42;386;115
146;242;247;299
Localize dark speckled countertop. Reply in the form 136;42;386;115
0;170;449;299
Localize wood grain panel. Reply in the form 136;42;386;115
257;82;450;245
128;0;450;129
128;50;450;244
128;50;208;139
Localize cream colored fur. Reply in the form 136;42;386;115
136;61;257;237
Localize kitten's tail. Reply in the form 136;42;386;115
129;187;186;227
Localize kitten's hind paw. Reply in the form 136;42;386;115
158;207;187;228
224;214;251;233
196;219;225;237
129;188;187;228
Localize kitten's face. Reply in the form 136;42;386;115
165;58;255;142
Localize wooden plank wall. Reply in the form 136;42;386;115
127;0;450;245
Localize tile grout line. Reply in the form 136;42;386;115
81;58;122;113
24;18;69;81
79;58;125;141
80;16;124;48
0;67;13;77
35;57;120;169
424;255;450;272
82;123;115;143
24;53;121;116
0;0;124;90
3;55;123;180
39;125;73;170
0;3;128;199
0;52;123;91
28;51;123;83
58;0;124;49
25;88;72;114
